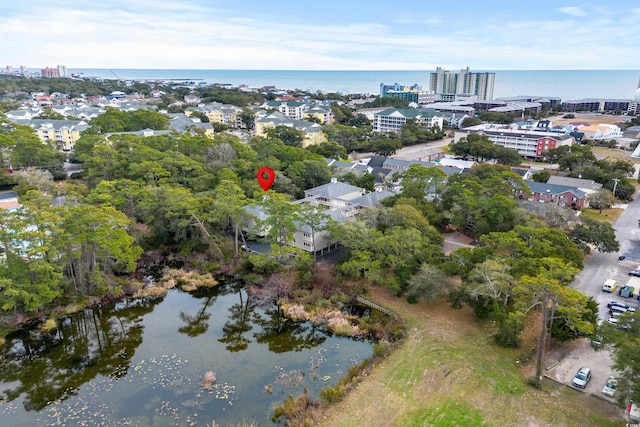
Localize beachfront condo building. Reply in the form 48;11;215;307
430;67;495;101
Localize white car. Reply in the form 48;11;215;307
602;376;617;397
572;367;591;388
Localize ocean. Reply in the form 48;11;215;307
64;68;640;102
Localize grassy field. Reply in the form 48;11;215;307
318;286;624;427
579;207;624;223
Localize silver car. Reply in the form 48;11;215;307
602;376;617;397
572;367;591;388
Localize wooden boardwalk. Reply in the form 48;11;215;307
356;296;399;321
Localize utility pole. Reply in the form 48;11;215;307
612;178;620;199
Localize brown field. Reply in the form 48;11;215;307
548;112;629;127
317;286;624;427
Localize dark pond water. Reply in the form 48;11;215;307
0;281;372;426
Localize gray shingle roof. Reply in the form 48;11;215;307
524;181;586;198
547;176;602;190
304;180;364;200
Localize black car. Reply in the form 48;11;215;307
630;270;640;277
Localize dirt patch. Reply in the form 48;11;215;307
550;113;627;127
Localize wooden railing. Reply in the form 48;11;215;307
355;296;399;321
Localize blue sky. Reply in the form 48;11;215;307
1;0;639;70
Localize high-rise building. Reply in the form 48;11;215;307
380;82;420;97
57;65;67;77
19;65;27;74
5;65;13;73
41;67;60;78
429;67;495;101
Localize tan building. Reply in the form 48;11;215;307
255;112;326;148
10;119;88;150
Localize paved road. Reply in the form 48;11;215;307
390;138;452;159
547;188;640;406
572;196;640;318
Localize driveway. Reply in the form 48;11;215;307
544;339;616;403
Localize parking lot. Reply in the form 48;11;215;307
544;338;617;402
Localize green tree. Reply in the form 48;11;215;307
492;146;522;166
307;141;348;160
460;117;482;128
449;133;495;162
405;263;450;303
265;125;306;147
240;108;255;129
514;258;592;386
369;134;402;156
58;204;143;295
532;170;552;183
568;217;620;254
211;179;251;257
465;259;515;310
257;191;301;246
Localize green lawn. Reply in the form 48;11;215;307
580;207;624;223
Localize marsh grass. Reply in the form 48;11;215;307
134;268;218;297
280;303;362;337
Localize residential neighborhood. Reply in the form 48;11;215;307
1;70;640;427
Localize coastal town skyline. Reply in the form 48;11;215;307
1;1;639;71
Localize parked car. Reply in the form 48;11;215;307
602;376;617;397
607;317;632;330
602;279;618;293
572;367;592;388
608;301;636;312
629;270;640;277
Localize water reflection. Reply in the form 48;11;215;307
0;281;372;426
178;291;217;337
0;297;159;411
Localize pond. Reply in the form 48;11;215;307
0;281;372;426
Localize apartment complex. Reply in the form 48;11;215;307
430;67;495;101
372;108;444;133
562;98;633;113
385;88;436;105
455;123;575;159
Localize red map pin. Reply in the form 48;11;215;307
257;167;275;191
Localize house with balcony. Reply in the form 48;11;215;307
263;100;306;120
372;108;444;133
186;103;243;128
455;124;575;159
254;112;326;148
305;105;334;124
9;119;89;150
243;178;394;255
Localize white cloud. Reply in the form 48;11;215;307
557;6;586;17
0;2;638;70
